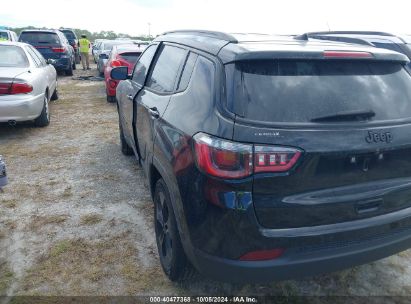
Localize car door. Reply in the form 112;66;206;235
118;44;158;149
135;44;188;167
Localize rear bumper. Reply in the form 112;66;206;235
193;223;411;283
0;94;44;122
105;77;118;96
51;57;71;71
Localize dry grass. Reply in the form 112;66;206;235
80;214;103;226
0;262;14;295
27;215;69;231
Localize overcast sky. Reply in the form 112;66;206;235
1;0;410;37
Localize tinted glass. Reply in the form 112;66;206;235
147;45;186;93
0;31;9;40
28;46;47;66
0;45;29;67
102;41;131;50
132;45;156;85
19;32;60;45
119;52;141;64
177;52;198;91
226;60;411;123
61;30;76;40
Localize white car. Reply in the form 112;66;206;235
0;41;57;127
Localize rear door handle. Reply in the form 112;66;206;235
127;94;133;101
148;107;160;119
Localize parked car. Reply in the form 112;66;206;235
0;41;57;127
60;28;81;64
305;31;411;67
0;155;7;189
0;29;18;41
104;44;145;102
92;39;105;61
94;40;133;75
113;30;411;283
19;29;76;75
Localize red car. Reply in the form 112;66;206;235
104;44;146;102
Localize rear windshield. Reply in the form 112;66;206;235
19;32;60;45
0;45;29;67
102;41;131;50
226;60;411;124
119;52;141;64
61;31;76;40
0;31;9;40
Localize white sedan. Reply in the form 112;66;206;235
0;41;58;127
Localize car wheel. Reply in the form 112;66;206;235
34;93;50;127
72;59;76;70
65;63;73;76
154;178;193;281
51;88;59;101
119;121;133;156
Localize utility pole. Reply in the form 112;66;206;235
148;22;151;38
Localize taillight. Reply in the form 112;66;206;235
10;82;33;94
254;146;302;173
323;51;373;58
109;79;117;89
0;83;11;94
52;47;65;53
111;59;122;67
0;82;32;94
239;248;285;261
193;133;253;179
193;133;302;179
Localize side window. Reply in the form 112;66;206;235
25;46;41;67
132;45;157;85
29;46;47;66
189;56;215;103
146;45;187;93
177;52;198;91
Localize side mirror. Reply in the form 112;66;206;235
47;59;56;65
99;53;108;59
111;66;128;80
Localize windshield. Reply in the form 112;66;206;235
102;41;132;50
118;52;141;64
0;31;9;40
61;30;76;40
19;32;60;45
226;60;411;124
0;45;29;67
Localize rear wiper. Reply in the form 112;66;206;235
311;109;376;123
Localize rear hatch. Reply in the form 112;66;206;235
19;31;64;59
117;51;141;72
226;56;411;229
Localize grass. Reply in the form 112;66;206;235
21;235;169;295
80;214;103;226
1;198;17;208
0;262;14;295
28;215;69;231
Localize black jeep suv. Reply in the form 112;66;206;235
112;30;411;283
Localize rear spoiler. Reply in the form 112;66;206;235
225;50;409;64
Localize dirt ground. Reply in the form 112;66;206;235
2;63;411;300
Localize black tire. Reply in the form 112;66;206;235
34;93;50;127
51;88;58;101
119;121;133;156
65;63;73;76
154;179;192;281
107;95;116;103
72;59;76;70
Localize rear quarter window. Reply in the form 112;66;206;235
226;60;411;124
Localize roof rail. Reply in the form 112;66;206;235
305;31;396;37
310;35;375;47
161;30;238;43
